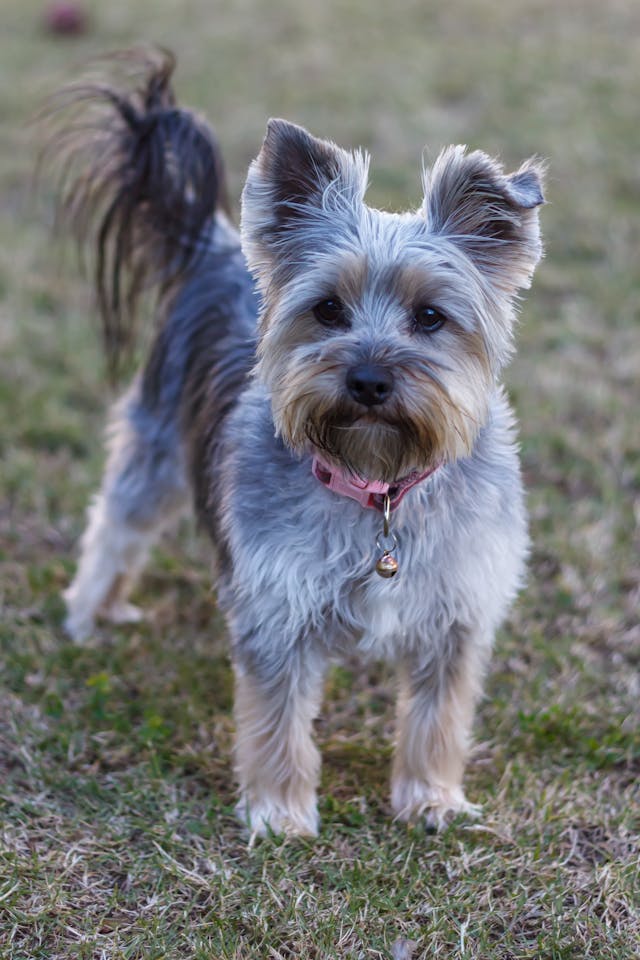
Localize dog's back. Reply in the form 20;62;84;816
44;49;259;636
138;222;258;534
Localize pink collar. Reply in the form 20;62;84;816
311;454;439;511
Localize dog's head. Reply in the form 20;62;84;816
241;119;545;482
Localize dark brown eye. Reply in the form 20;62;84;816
313;297;348;328
413;305;447;333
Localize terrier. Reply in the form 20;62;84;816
48;49;545;836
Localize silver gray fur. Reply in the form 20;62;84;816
57;60;544;836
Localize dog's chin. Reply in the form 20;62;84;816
303;414;439;483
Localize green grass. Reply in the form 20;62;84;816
1;0;639;957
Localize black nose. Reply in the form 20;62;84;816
346;364;394;406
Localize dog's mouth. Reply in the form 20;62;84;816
304;409;437;483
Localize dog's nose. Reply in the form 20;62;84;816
346;364;394;406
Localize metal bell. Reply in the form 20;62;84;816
376;552;399;578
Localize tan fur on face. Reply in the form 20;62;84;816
253;241;498;481
262;321;492;481
333;253;370;304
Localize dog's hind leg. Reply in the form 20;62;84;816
63;383;189;642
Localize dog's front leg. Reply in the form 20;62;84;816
391;625;489;830
233;647;325;838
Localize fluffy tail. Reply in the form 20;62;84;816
42;47;230;380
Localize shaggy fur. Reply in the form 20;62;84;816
47;49;545;836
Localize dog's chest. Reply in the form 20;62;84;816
349;577;409;657
219;386;527;659
290;490;442;658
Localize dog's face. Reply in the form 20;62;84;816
241;120;544;482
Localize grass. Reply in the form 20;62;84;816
1;0;639;957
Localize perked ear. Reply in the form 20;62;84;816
241;118;369;285
423;146;546;294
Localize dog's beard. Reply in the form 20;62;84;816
303;408;434;481
277;387;479;482
268;343;491;482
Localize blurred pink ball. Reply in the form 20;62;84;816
43;2;88;36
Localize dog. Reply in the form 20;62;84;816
46;48;545;836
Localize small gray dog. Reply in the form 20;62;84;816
51;50;544;836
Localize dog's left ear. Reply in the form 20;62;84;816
241;118;369;285
423;146;546;294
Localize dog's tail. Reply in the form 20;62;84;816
42;47;231;380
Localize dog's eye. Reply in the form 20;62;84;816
413;306;447;333
313;297;348;328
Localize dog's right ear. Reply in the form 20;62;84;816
423;146;546;296
241;118;368;287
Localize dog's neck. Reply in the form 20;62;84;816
311;454;439;512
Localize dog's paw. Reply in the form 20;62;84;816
391;778;481;831
62;599;94;643
236;794;319;840
99;601;145;625
63;615;93;643
62;584;98;643
63;594;144;642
